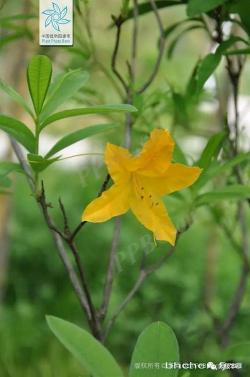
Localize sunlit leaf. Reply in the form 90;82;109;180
196;132;226;169
0;115;35;152
194;53;221;96
27;154;60;173
46;123;118;158
0;79;34;118
40;104;137;129
0;162;23;176
40;70;89;122
195;152;250;189
195;185;250;206
27;55;52;115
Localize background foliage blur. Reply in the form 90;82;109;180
0;0;250;376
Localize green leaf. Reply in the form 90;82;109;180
0;162;23;176
129;322;179;377
194;53;221;96
223;342;250;364
195;152;250;189
187;0;226;17
162;18;202;43
230;0;250;36
40;70;89;122
27;154;60;173
40;104;137;129
0;79;34;118
224;48;250;56
195;185;250;206
0;115;35;152
197;132;226;169
0;175;12;188
47;316;124;377
125;1;187;22
173;141;188;164
0;14;36;24
27;55;52;115
46;123;117;158
216;36;249;55
167;25;204;59
0;30;32;48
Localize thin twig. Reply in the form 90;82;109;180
98;217;122;321
69;173;111;242
111;15;128;93
104;242;177;340
68;242;102;339
137;0;166;94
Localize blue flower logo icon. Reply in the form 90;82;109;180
42;2;70;32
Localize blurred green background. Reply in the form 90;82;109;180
0;0;250;376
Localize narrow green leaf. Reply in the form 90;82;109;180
0;115;35;152
223;342;250;364
27;154;59;173
47;316;124;377
224;48;250;56
195;152;250;189
173;141;188;164
27;55;52;115
40;104;137;129
0;162;23;176
216;36;249;55
129;322;179;377
0;175;12;188
163;18;202;41
0;30;32;48
195;53;221;96
125;1;187;22
197;132;226;169
0;79;34;118
40;70;89;122
167;25;204;59
0;14;36;23
230;0;250;36
187;0;226;17
196;185;250;206
46;123;117;158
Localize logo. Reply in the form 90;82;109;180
39;0;73;46
42;2;70;32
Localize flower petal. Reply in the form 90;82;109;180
134;129;174;177
130;181;176;245
138;163;202;196
105;143;131;184
82;184;130;223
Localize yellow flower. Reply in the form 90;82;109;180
82;129;201;245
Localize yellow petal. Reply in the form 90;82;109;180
82;184;130;223
133;129;174;177
105;143;131;183
138;163;202;196
130;180;176;245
